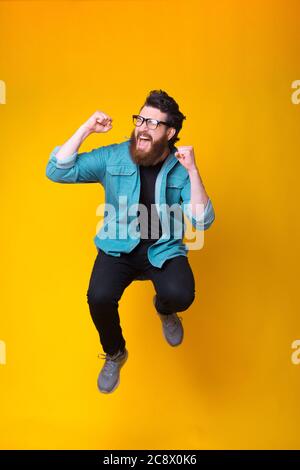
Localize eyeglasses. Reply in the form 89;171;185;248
132;114;171;130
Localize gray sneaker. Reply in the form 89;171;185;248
153;295;184;346
97;348;128;394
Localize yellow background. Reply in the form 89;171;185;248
0;0;300;450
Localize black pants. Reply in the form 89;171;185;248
86;241;195;355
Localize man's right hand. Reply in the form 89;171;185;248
82;110;113;134
52;111;113;163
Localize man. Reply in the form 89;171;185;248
46;89;215;394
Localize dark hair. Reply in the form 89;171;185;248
139;89;186;151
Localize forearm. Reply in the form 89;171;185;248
188;167;209;218
55;125;92;161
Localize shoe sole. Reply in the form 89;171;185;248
153;295;184;347
98;349;128;394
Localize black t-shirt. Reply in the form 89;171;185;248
137;160;165;243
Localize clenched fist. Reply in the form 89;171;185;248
174;146;197;172
83;110;113;134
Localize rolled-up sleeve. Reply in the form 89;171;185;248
180;177;215;230
45;144;109;184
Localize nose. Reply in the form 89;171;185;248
137;125;151;139
139;120;148;131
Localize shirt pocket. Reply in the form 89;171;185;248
166;176;185;205
106;165;137;197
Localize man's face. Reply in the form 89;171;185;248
129;106;174;166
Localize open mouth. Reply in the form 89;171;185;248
137;136;151;150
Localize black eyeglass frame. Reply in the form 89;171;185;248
132;114;172;130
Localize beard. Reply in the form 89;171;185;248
129;128;170;166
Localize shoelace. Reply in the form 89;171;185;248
97;351;124;376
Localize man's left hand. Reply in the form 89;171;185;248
174;146;197;172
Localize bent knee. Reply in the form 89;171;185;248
161;286;195;310
177;290;195;309
86;288;116;306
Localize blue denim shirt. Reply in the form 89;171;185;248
46;139;215;268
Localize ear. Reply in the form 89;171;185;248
167;127;176;141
